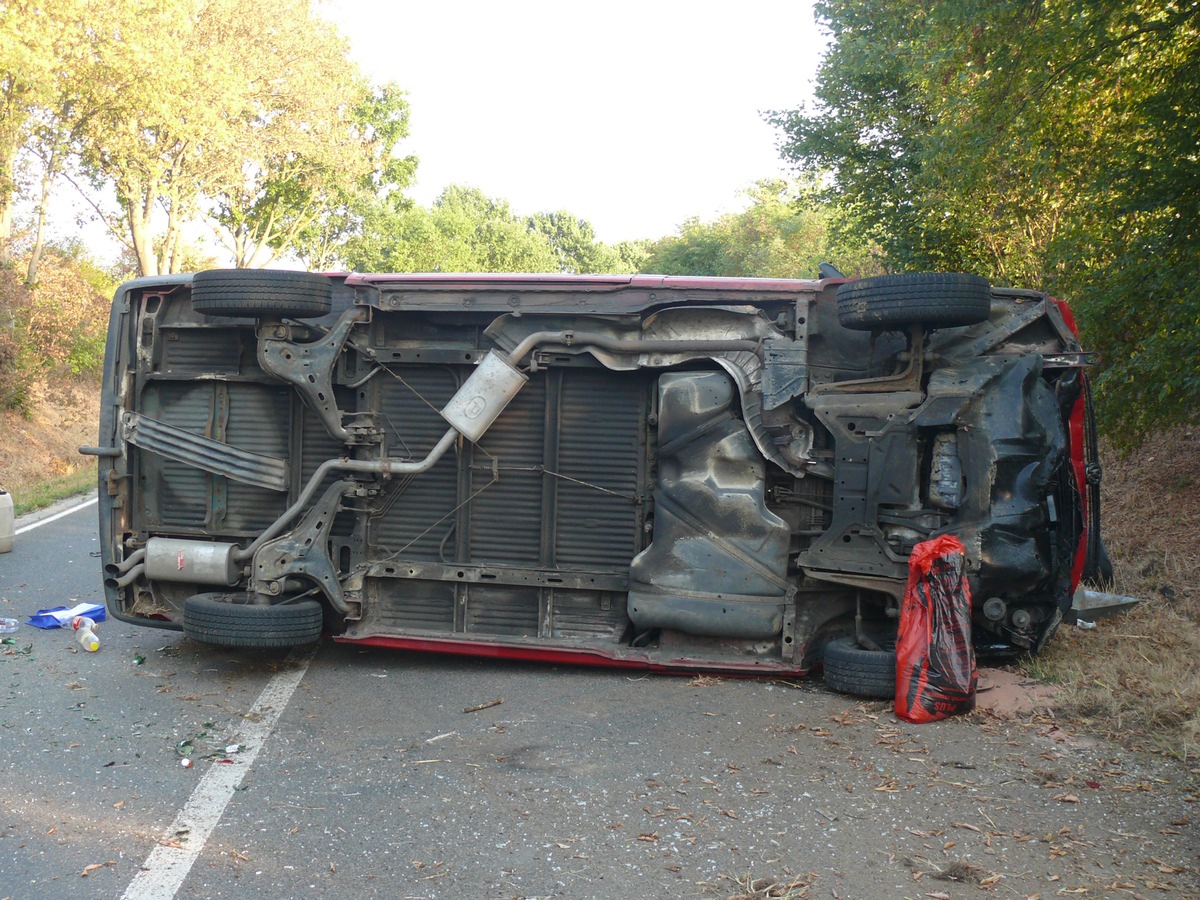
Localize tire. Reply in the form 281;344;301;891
822;635;897;699
191;269;333;318
182;592;323;649
836;273;991;331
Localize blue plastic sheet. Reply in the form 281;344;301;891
28;603;107;629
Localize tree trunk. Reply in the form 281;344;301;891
0;197;11;267
26;149;60;285
129;211;158;277
126;179;159;277
0;89;24;268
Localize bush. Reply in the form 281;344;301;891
0;250;111;412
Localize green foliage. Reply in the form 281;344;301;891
0;247;109;411
640;179;879;278
218;82;418;269
42;237;116;297
772;0;1200;446
611;239;653;273
343;185;634;275
526;210;624;273
0;0;397;276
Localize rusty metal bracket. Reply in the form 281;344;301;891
252;479;355;614
258;306;372;443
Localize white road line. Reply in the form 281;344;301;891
14;496;98;534
121;644;319;900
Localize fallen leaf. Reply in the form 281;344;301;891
1054;792;1081;803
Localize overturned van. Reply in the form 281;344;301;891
87;269;1101;689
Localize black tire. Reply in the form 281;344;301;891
191;269;333;318
822;635;897;699
182;592;323;649
836;273;991;331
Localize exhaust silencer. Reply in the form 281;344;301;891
144;538;242;586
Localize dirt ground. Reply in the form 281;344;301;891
0;378;99;501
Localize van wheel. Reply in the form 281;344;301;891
182;593;323;649
836;273;991;331
191;269;333;318
823;635;896;699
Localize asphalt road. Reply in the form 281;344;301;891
1;499;1197;900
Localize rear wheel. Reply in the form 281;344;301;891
182;592;323;649
823;635;897;699
836;273;991;331
191;269;333;318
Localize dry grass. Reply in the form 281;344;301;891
1033;425;1200;760
0;377;100;513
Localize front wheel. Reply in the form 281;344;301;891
182;592;323;649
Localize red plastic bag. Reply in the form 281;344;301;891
895;534;977;723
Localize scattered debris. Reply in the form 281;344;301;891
1069;586;1143;622
27;602;106;629
973;668;1058;719
463;698;502;714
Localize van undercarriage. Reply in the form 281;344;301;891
91;271;1096;677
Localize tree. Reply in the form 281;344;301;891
210;75;415;268
0;0;91;267
289;84;418;271
64;0;377;276
526;210;623;273
773;0;1200;444
345;185;560;273
640;178;879;278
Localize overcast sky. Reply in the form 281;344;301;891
321;0;827;243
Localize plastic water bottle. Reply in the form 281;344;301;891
73;616;100;652
0;617;18;635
